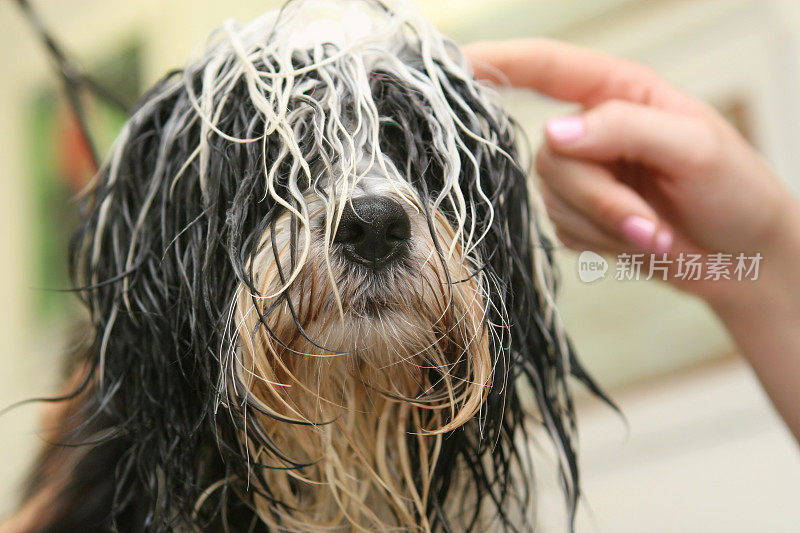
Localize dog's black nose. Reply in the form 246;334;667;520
333;196;411;268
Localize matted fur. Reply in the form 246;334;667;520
10;1;608;532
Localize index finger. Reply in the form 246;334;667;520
462;38;700;112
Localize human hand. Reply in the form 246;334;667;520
463;39;800;303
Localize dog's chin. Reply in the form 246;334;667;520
340;278;409;317
328;263;425;325
344;297;397;320
322;299;436;358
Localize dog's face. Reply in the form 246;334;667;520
61;1;599;531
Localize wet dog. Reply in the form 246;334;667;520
8;1;604;531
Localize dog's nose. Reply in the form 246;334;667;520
333;196;411;268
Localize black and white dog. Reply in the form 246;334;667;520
8;1;605;531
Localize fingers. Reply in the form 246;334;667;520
544;100;725;176
462;38;700;111
536;144;673;253
541;184;628;253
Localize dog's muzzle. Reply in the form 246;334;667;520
333;196;411;269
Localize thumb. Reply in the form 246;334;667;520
544;100;722;176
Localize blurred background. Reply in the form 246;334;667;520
1;0;799;531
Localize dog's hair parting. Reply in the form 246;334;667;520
12;0;609;531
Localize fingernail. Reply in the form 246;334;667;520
546;116;586;144
620;216;656;250
654;229;673;254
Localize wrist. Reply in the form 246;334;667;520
706;196;800;322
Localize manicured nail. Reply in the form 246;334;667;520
546;116;586;144
620;216;656;250
654;229;673;254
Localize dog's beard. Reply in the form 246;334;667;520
228;195;493;531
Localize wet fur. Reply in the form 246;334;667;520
8;1;607;531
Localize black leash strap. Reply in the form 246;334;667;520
14;0;132;172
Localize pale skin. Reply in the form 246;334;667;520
463;39;800;443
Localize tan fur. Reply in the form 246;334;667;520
225;202;492;531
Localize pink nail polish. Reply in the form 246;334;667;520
546;116;585;144
654;230;673;254
620;216;656;250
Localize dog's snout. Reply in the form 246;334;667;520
334;196;410;268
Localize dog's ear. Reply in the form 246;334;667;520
60;72;271;529
481;118;614;523
405;62;614;526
